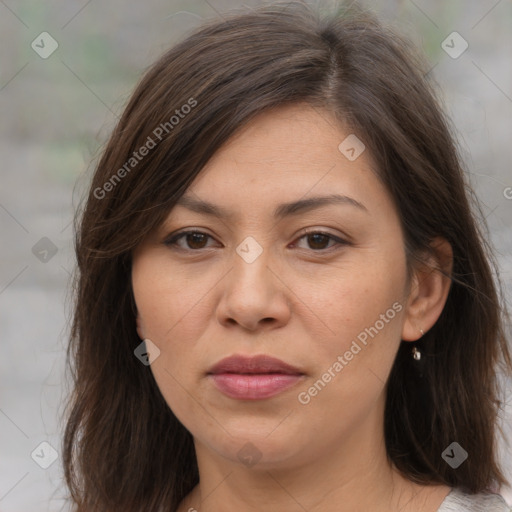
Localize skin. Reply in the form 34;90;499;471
131;103;454;512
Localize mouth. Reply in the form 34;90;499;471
207;354;305;400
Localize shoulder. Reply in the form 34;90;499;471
437;487;511;512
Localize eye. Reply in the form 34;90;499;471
292;230;349;252
163;230;217;251
163;229;348;252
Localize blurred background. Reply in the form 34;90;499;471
0;0;511;510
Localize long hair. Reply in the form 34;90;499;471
62;2;512;511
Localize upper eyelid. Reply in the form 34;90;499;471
164;228;348;248
167;230;218;247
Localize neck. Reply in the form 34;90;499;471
180;401;444;512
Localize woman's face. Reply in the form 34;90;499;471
131;103;416;469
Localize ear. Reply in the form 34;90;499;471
135;310;145;340
401;237;453;341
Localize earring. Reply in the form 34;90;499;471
412;327;424;361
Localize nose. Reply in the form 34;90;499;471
216;244;292;332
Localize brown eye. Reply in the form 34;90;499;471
164;230;215;250
305;233;331;250
164;229;348;253
294;231;348;252
185;233;209;249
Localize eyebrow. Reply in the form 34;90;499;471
174;193;368;220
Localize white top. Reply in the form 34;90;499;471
437;487;511;511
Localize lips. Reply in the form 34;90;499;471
208;354;303;375
207;354;305;400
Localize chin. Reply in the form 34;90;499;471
197;423;312;470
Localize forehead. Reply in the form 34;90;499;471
215;103;355;164
172;103;395;222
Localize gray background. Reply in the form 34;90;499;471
1;0;511;510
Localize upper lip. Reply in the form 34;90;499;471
208;354;303;375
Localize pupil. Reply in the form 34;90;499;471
309;234;328;249
188;233;206;248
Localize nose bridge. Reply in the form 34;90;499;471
229;234;273;293
217;234;290;330
235;235;266;266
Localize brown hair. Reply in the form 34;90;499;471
62;1;512;511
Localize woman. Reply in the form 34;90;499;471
62;1;512;511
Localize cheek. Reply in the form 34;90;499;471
131;252;215;389
132;255;209;424
299;250;406;355
293;269;405;430
132;254;208;345
297;264;406;419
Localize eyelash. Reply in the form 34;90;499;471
163;229;349;253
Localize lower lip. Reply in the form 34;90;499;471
209;373;304;400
